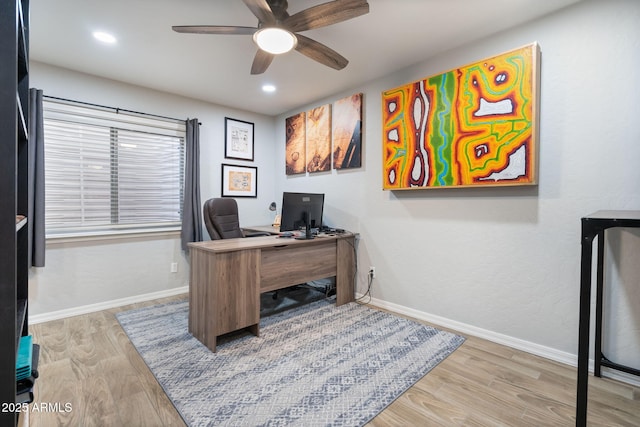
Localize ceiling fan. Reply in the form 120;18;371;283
172;0;370;75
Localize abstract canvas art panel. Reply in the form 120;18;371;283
382;43;540;190
306;104;331;173
285;112;306;175
332;93;363;169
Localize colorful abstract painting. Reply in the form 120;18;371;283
285;112;306;175
306;104;331;173
332;93;363;169
382;43;540;189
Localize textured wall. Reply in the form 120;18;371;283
275;0;640;371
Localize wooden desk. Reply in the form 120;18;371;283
188;233;356;352
576;210;640;426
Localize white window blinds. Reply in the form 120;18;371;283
43;99;186;236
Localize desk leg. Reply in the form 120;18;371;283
576;226;595;427
336;238;355;306
594;231;605;378
189;249;260;353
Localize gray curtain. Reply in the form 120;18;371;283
28;89;45;267
181;118;202;251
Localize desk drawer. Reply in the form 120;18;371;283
261;241;337;292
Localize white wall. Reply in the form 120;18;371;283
29;62;277;317
275;0;640;373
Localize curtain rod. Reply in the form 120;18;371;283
43;94;192;124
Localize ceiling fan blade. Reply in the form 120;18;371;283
251;49;275;74
294;33;348;70
172;26;257;35
284;0;369;33
243;0;276;25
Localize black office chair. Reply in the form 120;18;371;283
203;198;269;240
202;197;300;302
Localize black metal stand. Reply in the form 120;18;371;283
295;206;315;240
576;210;640;426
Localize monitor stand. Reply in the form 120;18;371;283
295;222;314;240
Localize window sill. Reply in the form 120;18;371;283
46;226;181;244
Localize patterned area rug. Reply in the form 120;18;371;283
116;297;465;426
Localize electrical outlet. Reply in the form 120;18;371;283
170;262;178;273
368;266;375;278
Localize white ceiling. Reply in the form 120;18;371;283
30;0;581;117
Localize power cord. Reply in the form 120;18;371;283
356;268;373;304
343;233;373;305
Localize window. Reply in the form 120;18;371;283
43;99;186;237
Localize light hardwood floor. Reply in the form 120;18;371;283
27;295;639;426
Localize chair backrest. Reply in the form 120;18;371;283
203;198;245;240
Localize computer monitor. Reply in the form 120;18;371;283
280;192;324;239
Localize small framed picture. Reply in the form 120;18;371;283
225;117;254;161
221;164;258;198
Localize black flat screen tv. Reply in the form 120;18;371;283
280;192;324;239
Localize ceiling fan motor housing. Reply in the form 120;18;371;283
267;0;289;20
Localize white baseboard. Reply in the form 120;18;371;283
358;293;640;388
29;286;189;324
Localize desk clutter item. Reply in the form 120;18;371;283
16;335;33;381
16;335;39;404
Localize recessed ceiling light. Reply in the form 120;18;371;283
93;31;117;44
262;84;276;93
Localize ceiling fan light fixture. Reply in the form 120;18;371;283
253;27;297;55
